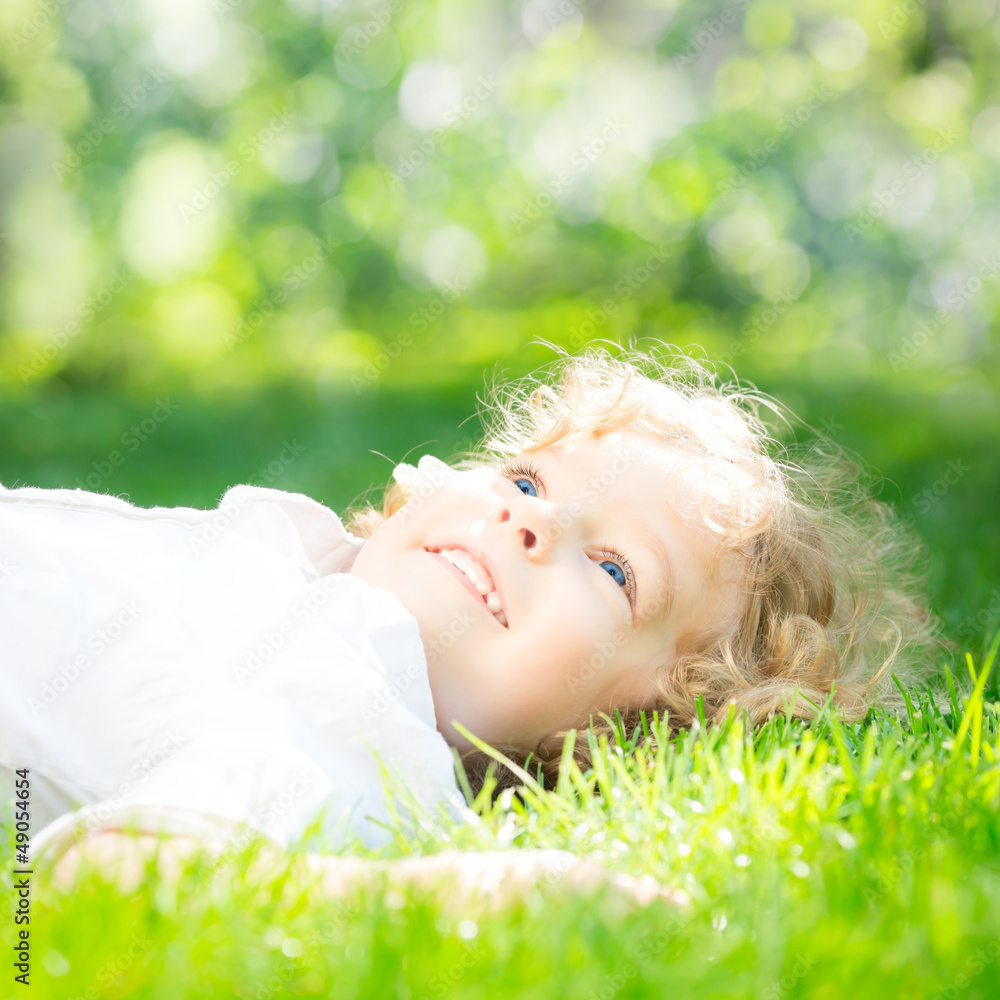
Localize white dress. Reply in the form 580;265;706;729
0;479;468;861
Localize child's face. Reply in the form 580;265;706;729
350;428;745;753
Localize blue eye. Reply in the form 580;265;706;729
599;559;627;588
594;546;636;608
500;460;541;498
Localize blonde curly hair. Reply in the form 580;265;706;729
343;344;939;799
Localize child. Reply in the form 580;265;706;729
348;345;937;796
1;345;936;889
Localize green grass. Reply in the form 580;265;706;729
3;632;999;1000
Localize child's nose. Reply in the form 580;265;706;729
491;496;562;557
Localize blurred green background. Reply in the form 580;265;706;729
0;0;997;648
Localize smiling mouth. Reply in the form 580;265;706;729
424;546;509;627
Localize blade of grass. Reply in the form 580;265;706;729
892;673;920;733
951;648;995;767
944;663;960;719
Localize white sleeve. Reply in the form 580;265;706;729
30;731;340;866
29;727;467;866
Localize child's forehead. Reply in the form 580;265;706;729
519;428;773;533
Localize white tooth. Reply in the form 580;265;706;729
439;549;500;609
444;550;487;587
486;592;507;627
452;556;474;578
